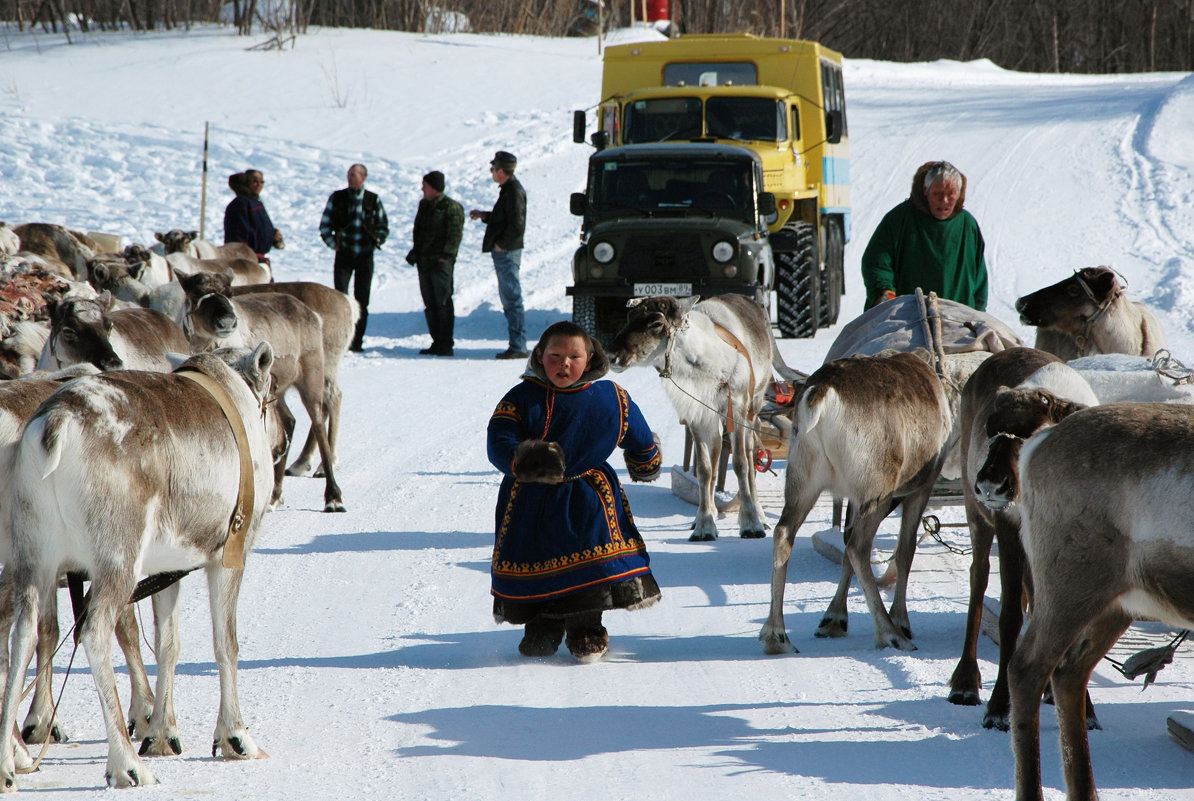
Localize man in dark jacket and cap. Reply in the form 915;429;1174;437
861;160;988;311
320;163;390;351
406;170;464;357
469;150;528;359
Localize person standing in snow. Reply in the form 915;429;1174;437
320;163;390;352
486;321;662;663
406;170;464;357
861;160;988;311
469;150;527;360
224;169;285;265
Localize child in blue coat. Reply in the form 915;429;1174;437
487;321;662;662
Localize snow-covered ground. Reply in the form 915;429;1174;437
2;23;1194;800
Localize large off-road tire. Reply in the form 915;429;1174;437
819;217;844;327
775;222;820;338
573;294;598;338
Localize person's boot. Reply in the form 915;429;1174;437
518;618;565;657
565;613;609;663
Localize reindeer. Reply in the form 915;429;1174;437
1016;266;1165;360
0;345;277;790
154;228;256;263
606;294;803;541
759;350;953;653
948;347;1099;730
234;281;358;477
9;224;96;280
181;271;346;513
972;402;1194;801
37;292;189;373
0;367;156;746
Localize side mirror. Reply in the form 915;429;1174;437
590;130;609;151
570;192;588;216
757;192;777;217
573;109;587;144
825;110;844;144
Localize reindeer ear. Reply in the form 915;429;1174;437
250;341;274;392
91;262;109;285
96;290;115;312
626;297;645;309
154;232;166;243
676;295;700;316
186;230;199;241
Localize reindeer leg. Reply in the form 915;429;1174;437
141;585;183;757
689;426;719;541
949;499;995;707
842;501;916;650
21;590;65;744
79;574;157;788
731;421;766;538
758;489;819;654
207;565;263;760
0;577;41;790
271;396;297;509
1052;611;1129;801
983;519;1027;731
116;604;154;742
887;483;935;645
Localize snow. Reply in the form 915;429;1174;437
3;22;1194;800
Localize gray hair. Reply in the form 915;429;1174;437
923;161;962;192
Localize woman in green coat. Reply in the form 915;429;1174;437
861;161;988;311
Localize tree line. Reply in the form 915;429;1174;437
3;0;1190;73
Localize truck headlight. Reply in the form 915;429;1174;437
593;241;615;263
712;241;735;263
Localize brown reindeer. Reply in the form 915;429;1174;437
154;228;257;263
975;402;1194;801
37;292;189;373
759;350;952;653
949;347;1098;730
181;271;346;512
1016;266;1165;360
233;281;358;477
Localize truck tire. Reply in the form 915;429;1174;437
573;295;598;338
819;217;844;327
775;222;820;338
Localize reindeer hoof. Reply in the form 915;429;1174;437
759;631;798;655
982;712;1010;731
739;528;766;539
948;689;982;706
688;531;717;542
323;500;347;513
815;617;848;638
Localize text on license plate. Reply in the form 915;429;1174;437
633;282;692;297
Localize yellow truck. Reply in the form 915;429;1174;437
569;34;849;338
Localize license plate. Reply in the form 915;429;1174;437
633;282;692;297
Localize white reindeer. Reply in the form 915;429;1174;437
606;294;803;541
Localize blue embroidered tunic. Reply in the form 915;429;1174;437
487;375;661;606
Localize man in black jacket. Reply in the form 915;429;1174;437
406;171;464;357
320;163;389;351
469;151;527;359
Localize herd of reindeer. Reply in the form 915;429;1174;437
0;219;1188;799
0;220;355;790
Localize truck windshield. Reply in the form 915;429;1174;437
706;97;786;142
623;98;702;143
590;159;753;214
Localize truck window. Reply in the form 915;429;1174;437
590;159;753;214
623;97;702;143
706;97;786;142
663;62;757;87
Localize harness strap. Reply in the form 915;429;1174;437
176;367;255;569
713;322;758;433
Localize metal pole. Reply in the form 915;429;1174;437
598;0;603;55
780;0;786;38
199;122;210;241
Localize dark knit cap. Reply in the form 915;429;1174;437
490;151;517;171
423;171;445;192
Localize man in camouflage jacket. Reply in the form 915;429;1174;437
406;170;464;356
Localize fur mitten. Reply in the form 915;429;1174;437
513;439;566;484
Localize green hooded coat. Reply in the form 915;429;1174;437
861;161;988;311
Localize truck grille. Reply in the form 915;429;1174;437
620;234;705;280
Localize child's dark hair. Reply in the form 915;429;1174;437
533;321;593;358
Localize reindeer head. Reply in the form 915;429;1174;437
974;386;1087;510
154;229;199;255
1014;266;1121;330
46;293;124;372
606;294;700;371
181;271;237;340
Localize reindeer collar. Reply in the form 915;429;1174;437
1072;270;1123;356
656;313;690;380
